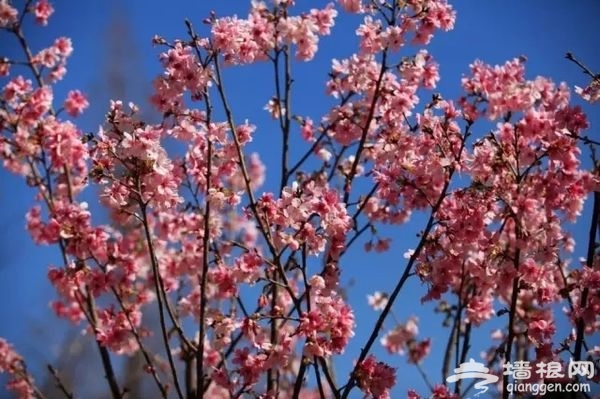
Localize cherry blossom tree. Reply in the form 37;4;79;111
0;1;598;398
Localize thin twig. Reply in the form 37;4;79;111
140;204;185;399
196;138;212;399
47;365;74;399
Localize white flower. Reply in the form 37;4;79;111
367;291;388;311
317;148;332;161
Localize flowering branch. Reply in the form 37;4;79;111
1;1;598;399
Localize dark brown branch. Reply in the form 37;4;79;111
140;204;185;399
47;365;74;399
196;139;213;399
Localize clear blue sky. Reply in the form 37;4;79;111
1;1;599;397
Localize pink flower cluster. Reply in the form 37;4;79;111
297;274;355;357
91;101;183;212
211;2;337;64
576;78;600;103
355;0;454;54
209;319;297;393
256;180;353;258
0;1;18;27
63;90;89;117
151;43;211;113
566;266;600;335
380;316;431;364
1;0;599;397
0;338;36;399
1;0;56;28
31;37;73;83
355;355;397;399
408;384;459;399
33;0;54;26
413;58;594;353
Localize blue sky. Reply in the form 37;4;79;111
1;0;599;397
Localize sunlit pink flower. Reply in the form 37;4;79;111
33;0;54;25
63;90;89;117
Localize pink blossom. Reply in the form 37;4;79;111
264;98;284;119
367;291;388;311
63;90;89;117
232;347;266;386
0;1;18;27
95;307;141;355
0;57;9;76
528;316;556;346
356;17;383;55
408;338;431;364
380;316;420;356
47;62;67;83
309;3;338;35
407;389;422;399
431;384;459;398
297;287;355;356
0;339;37;399
33;0;54;26
53;37;73;57
465;293;495;326
355;355;396;399
1;1;598;398
575;79;600;103
42;118;89;171
338;0;363;13
3;76;33;103
374;238;391;252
